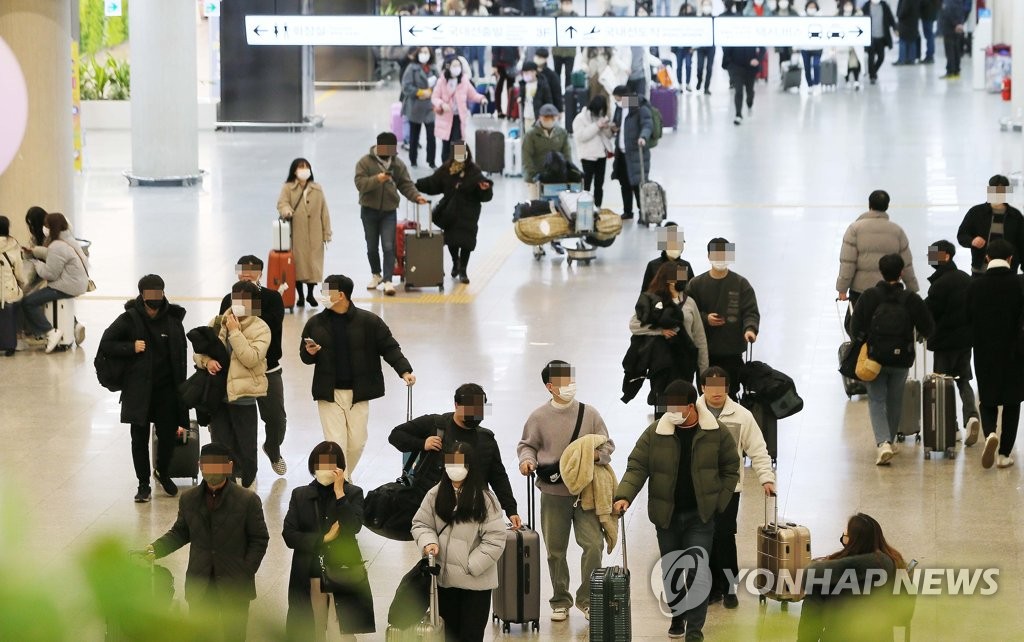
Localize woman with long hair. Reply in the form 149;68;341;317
411;442;506;642
277;157;332;307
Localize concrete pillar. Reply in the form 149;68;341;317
126;0;202;186
0;1;74;243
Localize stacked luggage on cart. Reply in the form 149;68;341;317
512;183;623;265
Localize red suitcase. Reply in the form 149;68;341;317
394;220;418;278
267;250;297;311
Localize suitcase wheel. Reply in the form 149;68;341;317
438;283;444;292
192;477;198;486
946;448;956;460
924;450;931;460
502;621;510;633
895;432;905;443
532;621;539;632
916;434;923;443
781;601;789;611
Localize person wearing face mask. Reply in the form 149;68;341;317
861;0;898;84
686;238;761;399
194;280;271;488
354;132;428;296
412;442;507;642
518;360;615;622
626;263;709;409
283;441;375;641
744;0;772;15
432;57;485;163
957;176;1024;276
218;256;288;477
98;274;189;503
401;47;439;169
523;104;572;198
300;274;416;477
146;443;270;642
533;49;565;112
609;85;653;221
696;367;775;610
414;142;493;283
277;158;332;307
520;61;555;125
573;95;614;208
613;380;740;640
642;222;696;293
389;383;521;528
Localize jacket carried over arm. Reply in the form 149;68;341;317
194;315;271;402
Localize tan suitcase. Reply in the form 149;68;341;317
755;494;811;610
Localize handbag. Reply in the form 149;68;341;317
431;194;455;230
61;240;96;292
364;426;446;541
535;403;586;484
855;342;881;382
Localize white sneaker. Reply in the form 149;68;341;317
551;607;569;622
733;116;742;125
366;274;383;290
997;455;1015;468
875;442;894;466
383;281;396;296
890;441;901;455
44;328;62;353
965;417;981;447
982;433;1000;469
74;322;86;346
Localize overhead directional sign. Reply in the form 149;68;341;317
399;16;556;46
555;17;713;47
105;0;122;17
713;16;870;48
244;15;402;46
204;1;221;18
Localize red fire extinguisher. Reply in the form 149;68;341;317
1003;77;1012;101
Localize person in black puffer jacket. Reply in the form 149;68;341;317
98;274;189;503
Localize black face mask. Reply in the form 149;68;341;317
144;299;163;310
462;415;483;429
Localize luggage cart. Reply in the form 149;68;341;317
531;182;599;266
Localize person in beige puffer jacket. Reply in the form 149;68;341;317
194;281;270;487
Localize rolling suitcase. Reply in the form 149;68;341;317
386;554;445;641
152;421;200;485
649;86;678;130
266;250;297;310
923;347;957;459
756;49;770;81
503;136;523;177
636;147;666;226
564;86;581;134
589;515;630;642
47;298;76;350
474;129;505;174
492;473;542;633
394;219;418;279
403;202;445;291
897;344;922;443
391;102;405;140
821;59;838;88
470;83;496;115
755;494;811;610
272;217;291;252
783;65;802;91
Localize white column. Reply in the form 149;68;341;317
1012;0;1024;125
0;1;74;242
126;0;202;186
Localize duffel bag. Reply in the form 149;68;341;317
515;213;571;245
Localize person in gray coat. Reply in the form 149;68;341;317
411;442;506;642
610;85;653;221
402;47;439;168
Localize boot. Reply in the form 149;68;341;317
306;282;318;307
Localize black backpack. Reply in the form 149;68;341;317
94;309;144;392
867;290;913;365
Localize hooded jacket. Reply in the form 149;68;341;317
836;210;919;295
696;396;775;489
354;147;421;211
193;315;271;402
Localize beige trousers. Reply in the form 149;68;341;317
317;389;370;476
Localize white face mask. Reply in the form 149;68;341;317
314;470;337;486
446;465;468;482
665;248;682;260
779;1;789;8
418;52;431;64
807;8;817;15
317;294;335;308
295;168;311;181
711;261;730;271
870;0;879;4
42;226;50;237
450;64;462;77
540;119;556;130
754;0;764;4
557;383;577;402
664;411;686;425
989;192;1008;205
230;303;247;318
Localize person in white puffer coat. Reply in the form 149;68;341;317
572;94;615;208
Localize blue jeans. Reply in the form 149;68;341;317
898;39;919;63
675;48;693;85
360;207;398;281
18;286;70;335
656;509;716;633
656;0;670;15
865;366;909;445
921;19;935;59
465;46;486;78
612;5;629;16
801;50;822;86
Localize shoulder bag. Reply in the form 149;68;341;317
535;403;586;484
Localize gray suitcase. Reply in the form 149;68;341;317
492;473;541;633
386;554;445;641
783;65;802;91
897;344;922;443
403;202;445;291
474;129;505;175
636;148;665;227
821;59;838;87
923;373;957;459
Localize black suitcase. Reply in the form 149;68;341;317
0;304;16;352
474;129;505;174
589;515;630;642
492;473;542;633
403;202;445;291
564;86;583;134
783;65;802;91
152;421;200;485
923;373;957;459
838;341;868;398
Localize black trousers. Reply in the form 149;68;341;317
554;55;575;88
728;69;756;118
440;116;462;164
210;402;259;486
581;157;607;207
980;403;1021;457
495;64;516;115
130;383;182;486
710;492;741;595
447;244;472;275
710;353;745;399
695;46;715;88
408;121;436;166
866;39;887;79
437;586;491;642
942;23;963;74
613;150;640;217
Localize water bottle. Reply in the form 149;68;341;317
576;191;594;233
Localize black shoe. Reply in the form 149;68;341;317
296;294;305;307
621;212;635;220
923;57;935;64
307;293;318;307
723;593;739;609
704;88;711;95
496;112;507;119
410;162;418;168
668;615;686;638
695;80;702;91
459;272;470;284
154;471;178;497
450;263;460;278
134;485;152;503
707;591;723;605
3;349;13;357
428;162;436;169
685;632;705;642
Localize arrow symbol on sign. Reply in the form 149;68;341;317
588;26;599;35
565;26;577;38
274;25;279;36
409;25;420;36
432;24;442;32
848;27;863;37
253;25;264;36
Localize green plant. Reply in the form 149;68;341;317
78;56;129;100
79;0;131;56
106;57;131;100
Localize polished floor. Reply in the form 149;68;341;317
2;55;1023;641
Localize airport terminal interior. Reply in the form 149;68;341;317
2;0;1024;640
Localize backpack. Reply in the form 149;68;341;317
95;309;145;392
0;250;22;308
867;290;914;365
647;104;663;148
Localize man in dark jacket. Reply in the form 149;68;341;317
521;62;555;123
966;239;1024;470
924;240;980;445
300;274;415;477
894;0;921;65
722;44;765;126
219;255;287;477
642;222;695;292
147;443;270;642
919;0;939;64
492;46;521;119
956;175;1024;275
389;383;521;527
851;254;935;466
98;274;188;503
610;85;654;221
614;380;739;640
686;238;760;398
861;0;898;84
938;0;968;78
533;48;564;112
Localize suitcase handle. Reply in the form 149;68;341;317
406;385;413;423
764;491;779;531
406;199;434;234
619;513;628;572
427;553;440;628
525;471;537;529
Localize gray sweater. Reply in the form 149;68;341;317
518;399;615;496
